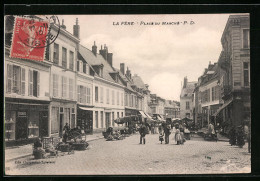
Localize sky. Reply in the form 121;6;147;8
59;14;234;101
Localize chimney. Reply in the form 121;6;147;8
120;63;125;75
107;53;113;66
92;41;97;56
61;19;66;29
126;67;130;77
183;76;187;88
73;18;80;39
99;44;108;60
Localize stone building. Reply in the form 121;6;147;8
214;14;250;132
180;77;197;119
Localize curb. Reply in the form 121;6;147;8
5;137;104;162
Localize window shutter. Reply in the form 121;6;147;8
21;68;25;95
77;85;80;102
6;64;13;93
28;69;33;96
37;71;40;97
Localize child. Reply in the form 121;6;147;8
159;132;164;144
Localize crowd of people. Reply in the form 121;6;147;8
138;122;188;145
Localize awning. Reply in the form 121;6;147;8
213;99;233;117
144;113;153;119
139;111;147;118
79;106;95;111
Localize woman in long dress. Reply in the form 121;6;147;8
175;129;182;145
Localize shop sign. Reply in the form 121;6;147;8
18;111;27;117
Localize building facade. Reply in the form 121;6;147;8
180;77;197;119
215;15;250;132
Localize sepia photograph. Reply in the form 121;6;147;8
4;12;251;175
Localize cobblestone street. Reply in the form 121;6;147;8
5;133;251;175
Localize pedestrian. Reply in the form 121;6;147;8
159;126;164;144
208;122;215;138
180;128;185;144
175;128;182;145
164;124;171;144
62;122;70;143
139;123;148;144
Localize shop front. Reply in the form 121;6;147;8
50;100;77;138
77;106;93;134
5;98;49;146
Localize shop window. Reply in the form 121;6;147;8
28;110;39;138
53;43;59;65
69;51;74;71
62;47;67;69
29;70;40;97
5;111;16;141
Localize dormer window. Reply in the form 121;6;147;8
100;67;103;77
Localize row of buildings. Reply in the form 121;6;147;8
180;14;250;133
4;16;180;144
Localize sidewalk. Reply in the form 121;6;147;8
5;133;104;162
196;128;229;142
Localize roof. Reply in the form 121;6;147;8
132;75;147;90
78;44;124;85
200;63;219;86
180;82;196;98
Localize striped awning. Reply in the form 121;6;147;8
139;111;147;118
213;99;233;117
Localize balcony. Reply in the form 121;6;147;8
221;85;232;98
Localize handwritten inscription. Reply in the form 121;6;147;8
113;21;195;26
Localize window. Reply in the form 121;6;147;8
117;91;119;105
117;112;120;119
243;29;250;49
95;86;99;102
77;85;86;103
95;111;98;128
212;87;215;101
100;111;104;128
83;63;86;73
69;78;73;99
100;87;104;103
79;61;83;72
62;47;67;69
106;89;109;104
121;93;123;106
121;112;123;118
62;76;67;98
186;102;190;110
243;62;250;87
69;51;74;70
87;86;91;104
125;93;128;106
100;67;103;77
53;74;59;97
77;60;80;72
29;70;40;97
112;90;115;105
6;65;26;95
71;108;75;129
53;43;59;65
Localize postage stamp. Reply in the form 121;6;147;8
9;16;54;61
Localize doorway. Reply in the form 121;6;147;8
16;111;28;140
59;114;64;137
105;113;111;129
39;111;48;138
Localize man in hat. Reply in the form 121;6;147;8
139;123;148;144
164;124;171;144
